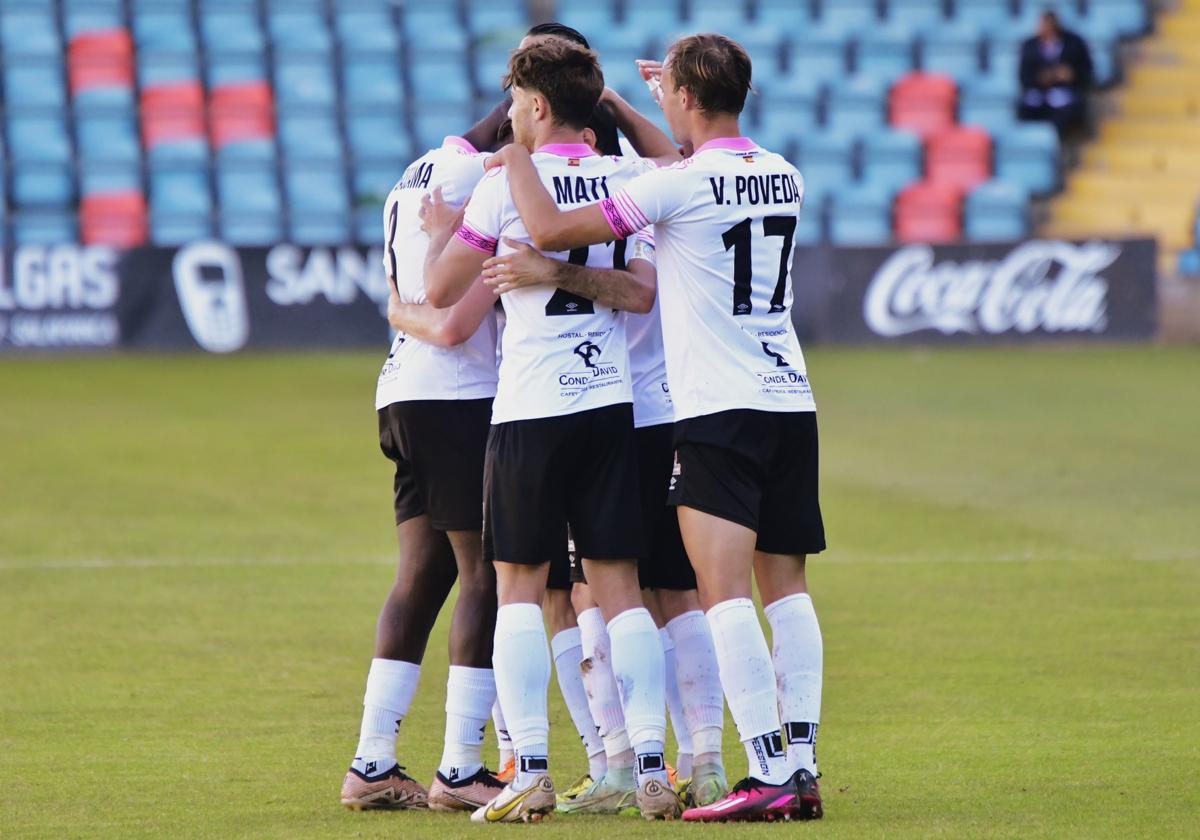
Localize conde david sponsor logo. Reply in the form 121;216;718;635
863;240;1115;337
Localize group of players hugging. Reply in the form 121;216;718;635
338;22;827;824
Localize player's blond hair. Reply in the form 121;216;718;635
667;33;753;116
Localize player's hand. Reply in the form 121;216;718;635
637;60;665;107
419;186;464;237
481;238;556;295
386;284;405;332
483;144;512;171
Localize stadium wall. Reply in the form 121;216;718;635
0;237;1157;353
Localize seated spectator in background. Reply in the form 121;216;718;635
1018;10;1093;139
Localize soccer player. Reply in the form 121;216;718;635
484;34;827;822
421;39;683;822
480;90;729;813
339;134;506;813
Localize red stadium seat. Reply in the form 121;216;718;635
890;72;957;139
895;180;963;243
68;29;134;94
141;81;207;147
81;190;148;247
926;125;992;190
209;81;275;148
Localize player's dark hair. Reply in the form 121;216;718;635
504;39;604;130
587;101;621;156
525;22;590;49
667;33;753;116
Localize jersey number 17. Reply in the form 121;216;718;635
722;216;797;316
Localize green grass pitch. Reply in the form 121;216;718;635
1;347;1198;839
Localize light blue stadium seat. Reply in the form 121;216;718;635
474;43;512;95
65;7;124;38
220;213;284;246
588;23;653;52
354;158;406;203
356;205;385;245
149;138;209;165
1177;249;1200;276
138;54;201;86
347;112;409;161
275;59;337;110
151;213;214;245
269;10;333;53
622;1;684;30
344;57;405;108
402;2;467;51
856;26;918;81
8;116;72;163
1090;0;1150;37
994;123;1060;194
687;0;753;29
217;165;281;216
797;132;857;195
75;86;137;116
134;11;198;54
985;33;1022;79
150;167;213;216
829;184;894;245
965;179;1030;241
1090;40;1119;87
794;203;824;244
14;211;78;245
465;0;527;38
790;30;849;82
756;0;819;29
286;165;351;244
1;10;61;57
13;165;75;208
200;10;265;55
959;74;1019;133
79;161;141;195
4;64;66;109
216;139;278;163
279;115;343;161
885;0;947;28
335;10;401;52
411;105;469;154
409;52;473;105
77;117;140;163
601;44;649;97
921;21;983;83
206;55;268;87
754;74;822;146
825;76;887;133
955;0;1020;27
861;129;923;192
816;0;880;35
555;0;618;34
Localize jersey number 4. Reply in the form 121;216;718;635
544;240;628;316
722;216;797;316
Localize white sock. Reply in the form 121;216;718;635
707;598;790;784
354;658;421;770
660;627;693;777
492;699;513;768
766;593;823;774
666;610;726;766
438;666;495;781
493;603;551;788
551;627;606;777
578;607;632;769
608;607;668;785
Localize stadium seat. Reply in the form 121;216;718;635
402;2;467;51
134;10;198;55
220;213;284;246
555;0;618;35
279;114;343;162
65;4;123;38
954;0;1019;28
8;116;72;163
269;9;333;54
1;10;61;57
826;76;888;134
206;55;269;88
79;160;141;196
334;9;401;52
150;166;213;217
830;183;895;245
141;80;206;150
994;122;1061;194
465;0;528;38
856;26;918;81
411;105;470;154
920;21;983;83
77;116;141;163
964;179;1030;241
209;81;276;151
151;212;214;245
286;165;352;244
790;29;849;82
926;125;992;190
885;0;947;28
275;59;337;111
12;164;75;208
861;129;923;192
687;0;753;30
958;74;1019;133
890;72;957;138
622;1;685;31
74;86;136;116
347;112;409;161
200;9;265;56
81;190;149;247
3;63;67;110
344;57;405;108
138;53;200;87
217;164;281;217
68;29;135;100
408;52;473;105
797;132;857;194
13;211;79;245
817;0;880;35
474;43;513;96
1090;0;1150;37
895;180;963;243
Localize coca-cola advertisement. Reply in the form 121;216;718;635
790;238;1157;344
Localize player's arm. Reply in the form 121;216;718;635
481;237;655;314
387;276;495;346
600;87;681;165
485;146;617;253
421;187;492;308
460;96;512;152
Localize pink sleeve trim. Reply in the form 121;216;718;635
614;190;650;229
601;197;637;239
455;223;498;254
601;189;650;239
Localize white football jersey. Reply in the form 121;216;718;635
625;234;672;429
457;144;655;424
375;137;499;410
602;137;815;421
